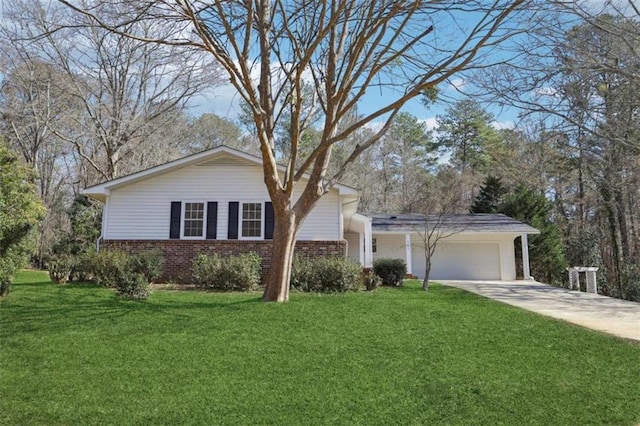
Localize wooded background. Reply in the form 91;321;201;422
2;1;639;300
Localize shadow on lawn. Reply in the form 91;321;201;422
2;279;262;336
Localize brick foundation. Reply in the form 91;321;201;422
101;239;347;283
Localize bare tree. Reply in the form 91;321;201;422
2;0;223;182
0;50;80;264
414;176;466;290
57;0;529;301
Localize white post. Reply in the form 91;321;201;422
585;267;599;294
405;233;413;275
567;268;579;290
364;219;373;268
521;233;532;280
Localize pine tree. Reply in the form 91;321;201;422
470;175;508;213
499;185;566;284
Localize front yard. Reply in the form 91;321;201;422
2;270;640;425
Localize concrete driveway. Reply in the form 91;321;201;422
440;280;640;342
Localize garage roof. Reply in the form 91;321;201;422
368;213;540;234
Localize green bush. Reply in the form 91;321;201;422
114;272;150;300
363;270;382;291
0;250;28;297
84;250;153;300
129;249;164;283
291;256;363;293
192;252;261;291
47;255;75;284
70;251;96;282
87;250;131;288
373;258;407;286
0;258;15;297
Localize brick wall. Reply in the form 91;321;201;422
101;239;347;283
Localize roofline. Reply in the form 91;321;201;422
364;213;540;235
82;145;358;199
371;229;540;235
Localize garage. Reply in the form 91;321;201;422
411;241;502;280
367;213;540;281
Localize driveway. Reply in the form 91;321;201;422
439;280;640;342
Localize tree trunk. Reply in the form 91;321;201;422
262;210;299;302
602;182;625;298
422;260;431;291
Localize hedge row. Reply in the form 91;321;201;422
47;250;163;300
48;251;410;296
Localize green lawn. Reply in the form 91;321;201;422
2;271;640;425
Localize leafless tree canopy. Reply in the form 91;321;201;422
3;0;223;181
57;0;528;193
52;0;529;301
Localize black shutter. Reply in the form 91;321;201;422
169;201;181;239
228;201;239;239
206;202;218;240
264;201;274;240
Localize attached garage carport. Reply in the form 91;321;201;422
359;213;540;281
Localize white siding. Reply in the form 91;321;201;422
345;232;360;263
104;160;341;240
372;234;407;261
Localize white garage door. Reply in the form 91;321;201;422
411;242;501;280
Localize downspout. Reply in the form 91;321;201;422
96;194;108;253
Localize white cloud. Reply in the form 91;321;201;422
491;120;515;130
418;117;439;130
188;59;320;119
449;78;467;91
190;85;243;119
569;0;637;16
535;86;558;97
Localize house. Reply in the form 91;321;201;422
82;146;539;282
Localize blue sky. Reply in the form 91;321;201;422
186;0;624;132
189;73;518;132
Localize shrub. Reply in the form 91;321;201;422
363;270;382;291
192;252;261;291
0;258;15;297
47;255;75;284
71;251;96;282
129;249;164;283
84;250;153;300
373;258;407;286
1;248;33;296
291;256;363;293
87;250;131;288
114;272;150;300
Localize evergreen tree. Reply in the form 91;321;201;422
470;175;508;213
499;185;566;285
52;195;102;257
0;140;45;296
436;99;500;174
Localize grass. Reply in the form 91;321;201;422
2;271;640;425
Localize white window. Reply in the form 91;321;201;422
241;202;262;238
372;237;377;253
183;202;205;238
